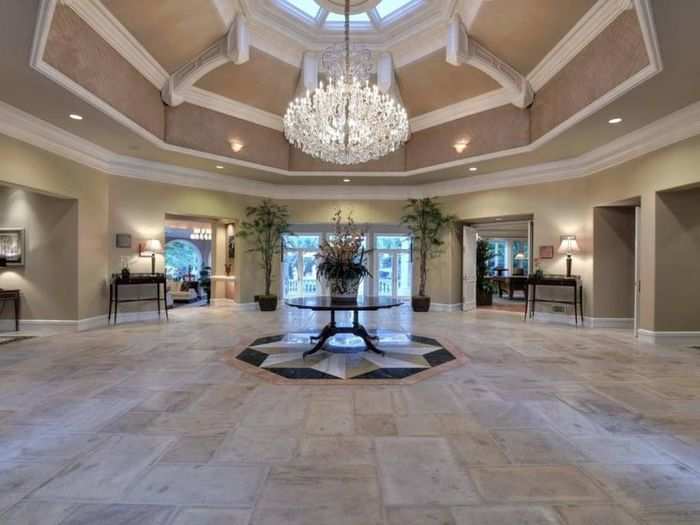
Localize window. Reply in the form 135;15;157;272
283;0;321;18
376;0;418;18
165;240;203;280
283;235;321;299
375;234;412;297
487;240;507;274
376;235;411;250
511;240;529;274
325;12;371;23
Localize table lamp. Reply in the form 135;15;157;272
558;235;579;277
139;239;162;274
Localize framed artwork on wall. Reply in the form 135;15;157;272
227;236;235;259
0;228;25;266
115;233;132;248
539;245;554;259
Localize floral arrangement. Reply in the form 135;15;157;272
316;210;372;298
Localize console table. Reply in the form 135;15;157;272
109;273;168;325
524;276;584;326
285;296;403;358
0;289;20;332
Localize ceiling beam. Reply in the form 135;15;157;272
446;14;533;109
162;15;250;107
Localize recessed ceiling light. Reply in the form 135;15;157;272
343;178;351;183
229;139;244;153
608;117;623;124
453;139;469;154
69;114;83;121
468;167;478;172
215;165;224;169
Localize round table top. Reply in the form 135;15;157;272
285;296;403;311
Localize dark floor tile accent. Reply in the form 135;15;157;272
268;367;338;380
353;368;421;380
236;348;268;367
251;335;285;346
424;349;456;367
410;335;440;345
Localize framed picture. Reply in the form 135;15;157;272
227;235;236;259
0;228;25;266
115;233;132;249
539;245;554;259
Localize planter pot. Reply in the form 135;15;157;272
412;296;431;312
476;289;493;306
258;295;278;311
328;277;361;305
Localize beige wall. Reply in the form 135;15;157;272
2;128;700;331
593;206;636;319
0;186;78;321
655;187;700;331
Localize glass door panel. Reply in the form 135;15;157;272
283;251;300;298
396;252;412;298
302;251;318;296
282;235;320;299
377;253;393;296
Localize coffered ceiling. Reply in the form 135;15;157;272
1;0;699;200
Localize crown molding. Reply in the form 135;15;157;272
59;0;168;89
3;95;700;202
184;87;284;132
409;89;511;132
527;0;634;91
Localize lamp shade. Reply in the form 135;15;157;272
514;252;526;260
558;235;579;254
141;239;162;255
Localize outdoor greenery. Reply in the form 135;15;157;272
237;199;291;297
477;238;496;293
316;210;372;295
400;198;455;297
164;239;203;280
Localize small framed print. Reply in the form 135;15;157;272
0;228;25;266
115;233;132;249
539;245;554;259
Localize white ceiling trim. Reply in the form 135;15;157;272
32;0;662;179
59;0;168;89
3;97;700;201
527;0;634;91
409;89;511;132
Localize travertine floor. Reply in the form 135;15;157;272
0;305;699;524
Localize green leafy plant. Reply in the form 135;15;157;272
237;199;290;297
476;238;496;293
400;198;456;297
316;210;372;295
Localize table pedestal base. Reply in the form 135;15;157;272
304;310;383;359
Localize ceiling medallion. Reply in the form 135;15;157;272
283;0;409;165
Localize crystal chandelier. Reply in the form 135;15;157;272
283;1;409;165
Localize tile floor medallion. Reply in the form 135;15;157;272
232;332;463;384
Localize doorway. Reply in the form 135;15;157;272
164;217;214;307
462;218;534;313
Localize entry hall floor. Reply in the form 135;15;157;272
0;305;699;524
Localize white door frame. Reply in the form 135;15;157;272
462;225;477;311
633;206;641;337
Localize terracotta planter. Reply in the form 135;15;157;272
257;295;278;311
476;289;493;306
412;296;431;312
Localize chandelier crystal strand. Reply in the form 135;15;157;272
283;0;409;165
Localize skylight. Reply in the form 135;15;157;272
285;0;321;18
325;12;371;23
376;0;416;19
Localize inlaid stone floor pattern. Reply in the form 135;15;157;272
0;305;699;524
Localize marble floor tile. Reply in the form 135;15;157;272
355;414;398;436
451;505;563;525
57;504;174;525
0;500;76;525
34;434;174;500
258;465;380;509
491;429;587;465
555;504;642;525
143;410;238;435
99;410;161;433
637;503;700;524
170;507;252;525
294;436;375;466
375;436;480;506
304;399;354;435
645;435;700;472
569;435;675;464
464;401;553;430
529;400;606;436
159;434;225;463
448;432;511;466
471;466;608;503
252;503;383;525
354;389;395;415
213;426;298;463
583;463;700;510
386;506;455;525
0;461;66;512
0;426;106;462
125;464;265;506
393;384;463;415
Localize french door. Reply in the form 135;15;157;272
374;235;412;298
282;235;320;299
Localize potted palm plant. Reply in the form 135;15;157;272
316;211;372;304
237;199;290;311
400;198;455;312
476;238;495;306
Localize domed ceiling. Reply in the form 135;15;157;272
3;0;700;198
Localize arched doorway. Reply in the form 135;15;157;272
165;239;203;281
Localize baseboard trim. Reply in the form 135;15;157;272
587;317;634;329
638;329;700;343
430;303;463;312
